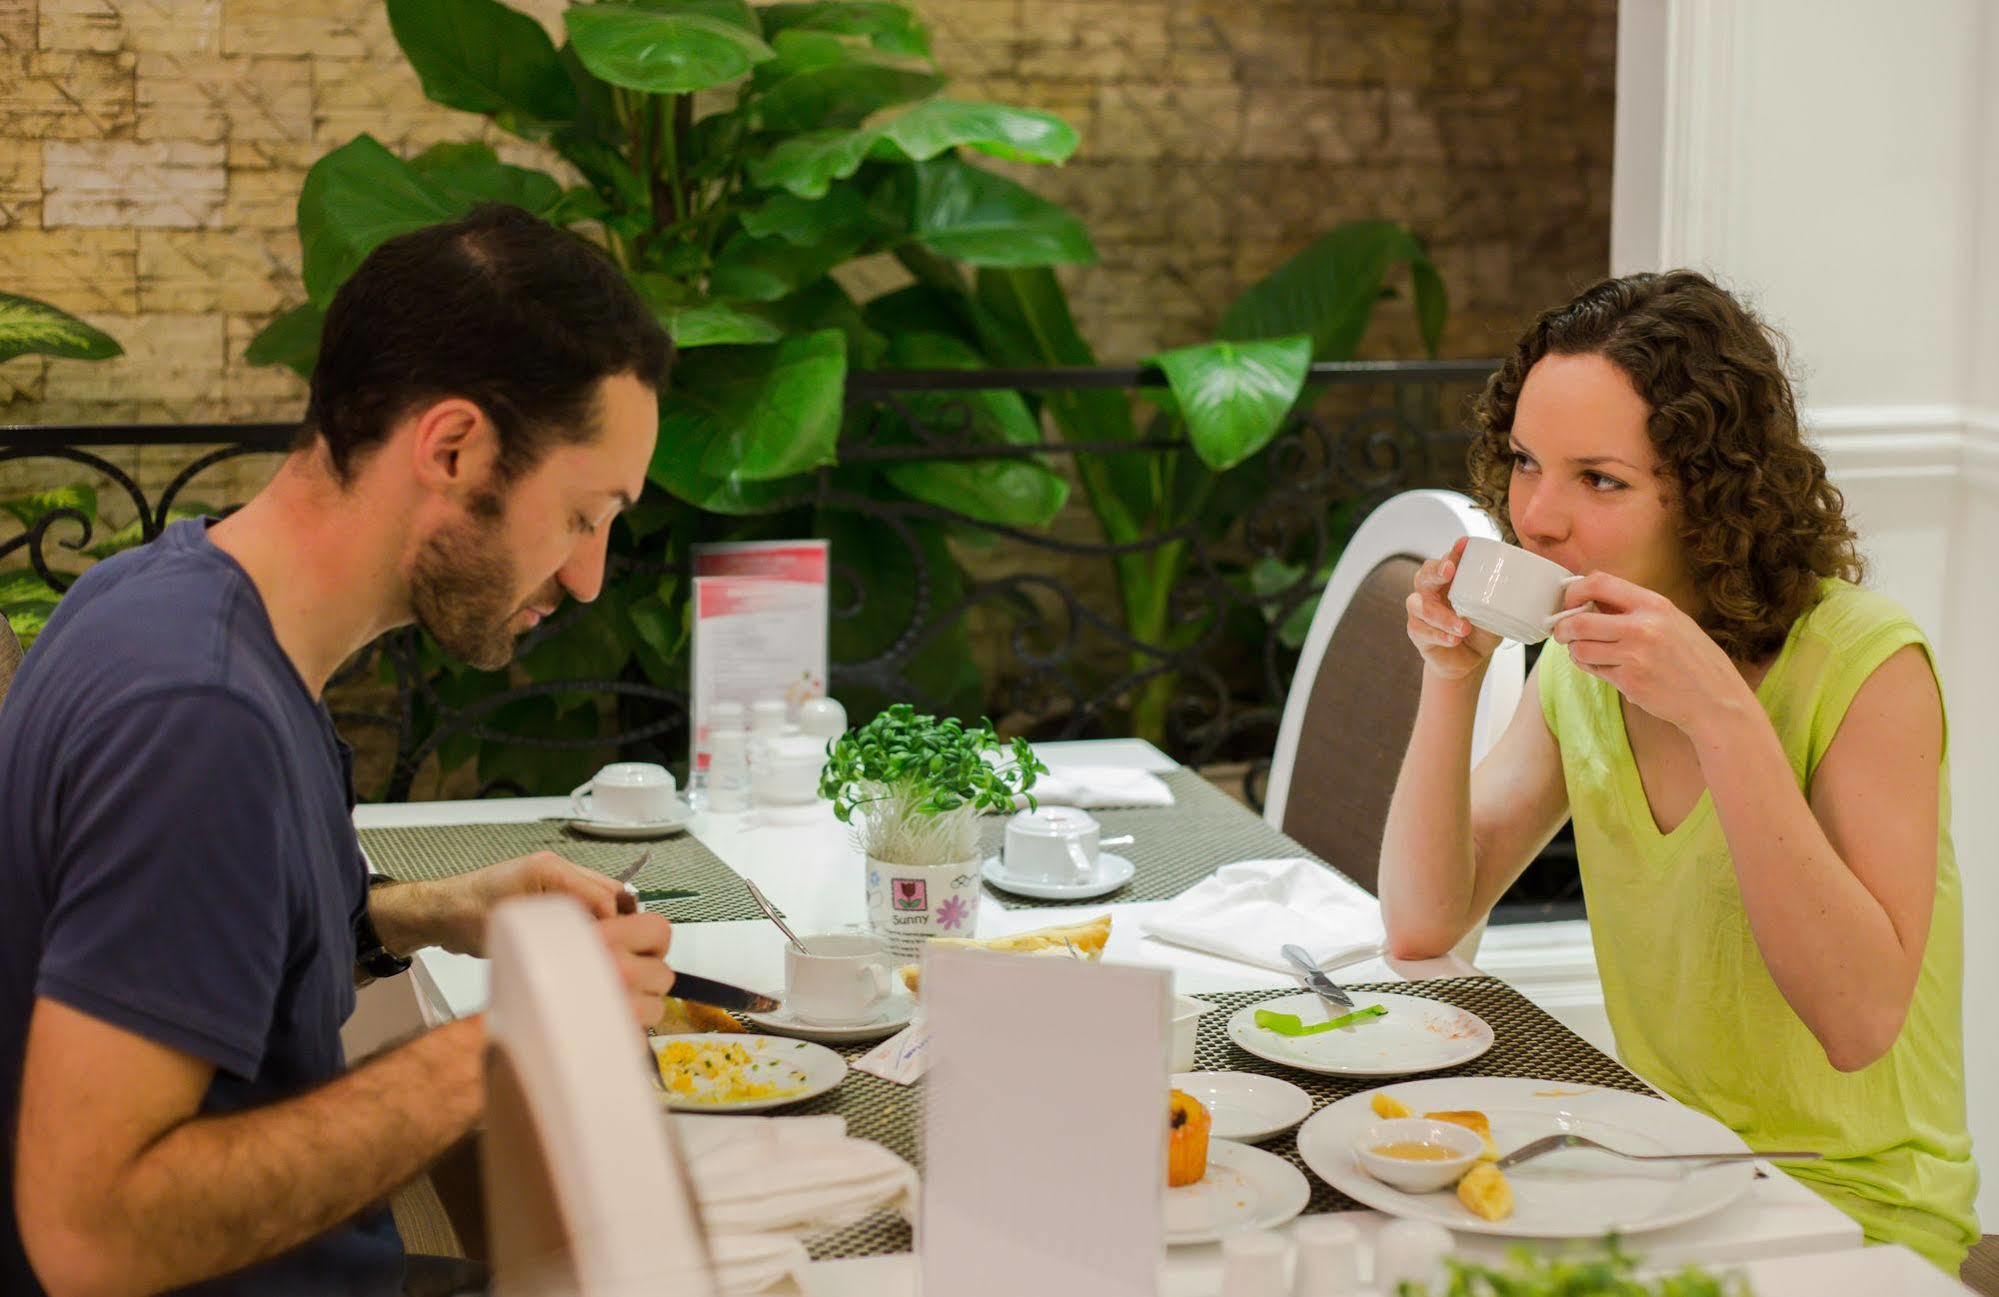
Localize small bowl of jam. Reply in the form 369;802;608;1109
1355;1118;1485;1192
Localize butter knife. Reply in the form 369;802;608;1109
669;971;780;1016
1281;944;1356;1011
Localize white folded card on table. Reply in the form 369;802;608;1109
1140;857;1386;974
921;947;1169;1297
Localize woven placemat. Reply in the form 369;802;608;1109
980;769;1355;910
357;821;765;923
771;976;1655;1261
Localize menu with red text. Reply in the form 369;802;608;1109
688;539;828;773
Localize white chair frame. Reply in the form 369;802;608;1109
1263;490;1526;958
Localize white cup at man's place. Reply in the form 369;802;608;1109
570;762;679;824
785;932;895;1025
1448;536;1589;645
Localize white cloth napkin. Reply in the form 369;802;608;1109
675;1115;918;1293
1011;765;1175;810
1140;857;1386;974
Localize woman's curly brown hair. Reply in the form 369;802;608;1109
1466;270;1863;662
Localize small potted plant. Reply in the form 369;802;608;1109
819;704;1046;956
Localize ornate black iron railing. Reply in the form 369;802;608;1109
1;359;1584;922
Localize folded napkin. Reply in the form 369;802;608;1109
1140;857;1385;974
1009;765;1175;811
675;1115;918;1293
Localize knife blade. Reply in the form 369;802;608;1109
669;970;781;1015
1280;943;1356;1011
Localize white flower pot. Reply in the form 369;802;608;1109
865;854;981;959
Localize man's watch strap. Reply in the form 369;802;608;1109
356;873;413;980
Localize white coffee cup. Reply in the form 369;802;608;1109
570;762;679;824
1003;806;1102;884
786;932;895;1025
1448;536;1589;644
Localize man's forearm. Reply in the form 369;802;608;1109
82;1018;484;1297
367;877;472;957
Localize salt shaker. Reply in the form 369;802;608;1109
706;727;751;812
685;700;748;810
1291;1215;1360;1293
1370;1220;1453;1295
749;697;789;735
1220;1231;1289;1297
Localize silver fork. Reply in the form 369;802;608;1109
1494;1133;1822;1172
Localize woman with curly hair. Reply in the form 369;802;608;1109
1379;270;1978;1269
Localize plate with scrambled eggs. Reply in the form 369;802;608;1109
649;1033;847;1112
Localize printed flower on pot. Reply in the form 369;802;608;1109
819;703;1046;867
935;894;970;931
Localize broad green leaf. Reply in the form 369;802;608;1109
1218;219;1448;361
665;301;785;347
298;135;463;306
909;157;1095;268
627;576;689;682
758;3;929;56
872;331;1067;527
244;301;323;377
649;332;845;507
873;98;1077;165
0;484;97;531
408;142;566;217
738;184;874;246
516;588;636;713
748;128;878;198
751;33;942;132
3;601;55;650
1150;334;1311;470
0;569;62;606
860;283;974;340
756;277;887;368
386;0;576;136
472;695;611;794
0;292;120;366
1248;554;1322;650
631;0;760;33
708;228;864;301
82;503;215;560
566;5;774;94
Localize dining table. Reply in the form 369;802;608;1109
354;737;1929;1296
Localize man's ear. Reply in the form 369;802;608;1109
408;397;502;503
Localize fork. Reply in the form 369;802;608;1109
612;848;652;914
1493;1133;1822;1172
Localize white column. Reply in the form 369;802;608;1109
1615;0;1999;1225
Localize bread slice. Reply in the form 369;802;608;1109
651;998;746;1035
1456;1163;1513;1221
897;914;1113;995
1425;1109;1498;1161
1370;1091;1412;1120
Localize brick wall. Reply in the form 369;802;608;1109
0;0;1613;450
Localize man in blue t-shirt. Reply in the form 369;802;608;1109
0;205;682;1296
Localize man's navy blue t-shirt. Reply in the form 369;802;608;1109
0;519;404;1295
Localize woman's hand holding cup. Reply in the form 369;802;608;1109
1406;536;1502;681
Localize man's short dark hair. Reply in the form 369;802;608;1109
304;203;672;483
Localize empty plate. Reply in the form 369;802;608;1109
1172;1071;1313;1143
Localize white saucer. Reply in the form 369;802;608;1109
568;797;694;839
745;994;916;1044
980;852;1136;900
1172;1071;1314;1143
1162;1139;1310;1246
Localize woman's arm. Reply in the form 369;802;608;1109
1379;540;1572;957
1694;644;1941;1072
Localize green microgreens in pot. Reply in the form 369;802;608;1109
817;703;1046;866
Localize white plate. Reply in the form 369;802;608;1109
649;1033;846;1112
1163;1139;1309;1246
1296;1077;1757;1239
1171;1071;1313;1143
1226;991;1494;1077
569;796;693;839
980;852;1136;900
745;994;916;1044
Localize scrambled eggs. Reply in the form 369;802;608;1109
653;1039;811;1105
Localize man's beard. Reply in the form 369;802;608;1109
409;503;530;671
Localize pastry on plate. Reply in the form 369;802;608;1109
1456;1163;1514;1221
1167;1088;1212;1188
896;914;1113;994
651;998;746;1035
1425;1109;1498;1161
1370;1091;1412;1120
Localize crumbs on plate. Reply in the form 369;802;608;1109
654;1039;811;1105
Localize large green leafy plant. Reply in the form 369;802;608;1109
247;0;1098;791
1;294;123;647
